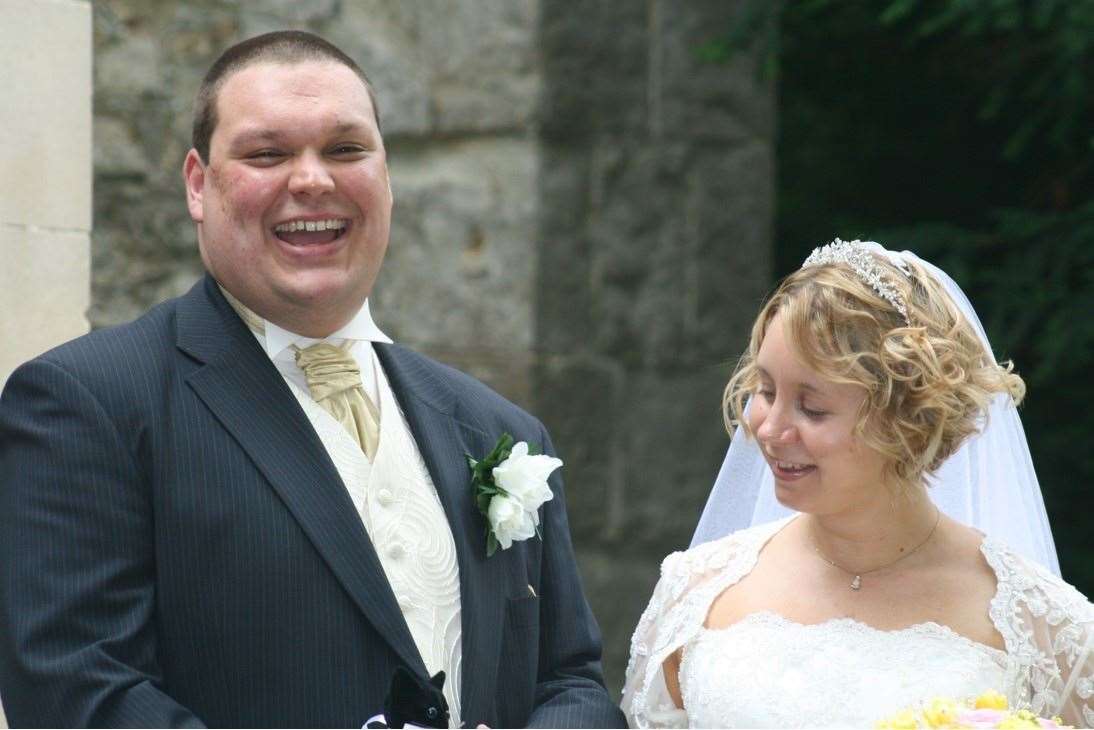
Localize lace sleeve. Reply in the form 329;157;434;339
1023;574;1094;728
620;551;691;729
1055;619;1094;728
621;522;781;728
985;541;1094;727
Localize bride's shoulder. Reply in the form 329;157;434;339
980;537;1093;620
657;519;789;587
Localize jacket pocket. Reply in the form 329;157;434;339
498;595;540;725
505;593;539;631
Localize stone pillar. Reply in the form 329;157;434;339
536;0;775;693
0;0;92;396
0;0;91;720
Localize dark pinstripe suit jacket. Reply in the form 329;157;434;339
0;275;624;728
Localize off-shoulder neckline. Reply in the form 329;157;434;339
695;514;1009;657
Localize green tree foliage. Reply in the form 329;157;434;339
710;1;1094;590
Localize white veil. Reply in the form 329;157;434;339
690;243;1061;577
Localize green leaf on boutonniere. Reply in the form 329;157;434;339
475;491;493;516
468;433;516;557
470;431;516;555
484;433;514;465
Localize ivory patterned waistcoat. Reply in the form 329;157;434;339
286;355;463;727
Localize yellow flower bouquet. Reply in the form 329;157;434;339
876;691;1072;729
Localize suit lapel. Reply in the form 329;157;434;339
375;345;508;721
175;276;427;677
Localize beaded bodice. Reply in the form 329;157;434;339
679;612;1006;728
622;518;1094;728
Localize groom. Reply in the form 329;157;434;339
0;31;623;728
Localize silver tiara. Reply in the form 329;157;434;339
801;238;911;324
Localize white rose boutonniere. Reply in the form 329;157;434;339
467;434;562;556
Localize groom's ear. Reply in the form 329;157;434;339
183;148;207;223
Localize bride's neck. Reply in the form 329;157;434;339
806;485;939;573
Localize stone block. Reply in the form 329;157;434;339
95;32;162;97
539;0;650;138
539;136;771;370
0;0;92;231
406;0;539;134
94;116;154;179
240;0;339;28
332;0;539;138
90;179;202;328
378;137;537;354
324;2;433;137
424;345;535;414
655;0;776;143
534;357;731;548
0;225;91;387
573;549;663;697
687;140;774;358
535;143;594;353
574;367;728;547
618;371;732;547
533;354;625;541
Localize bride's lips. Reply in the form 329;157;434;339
766;455;817;481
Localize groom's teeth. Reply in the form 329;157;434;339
274;218;348;233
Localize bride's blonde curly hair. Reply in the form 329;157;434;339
724;252;1025;491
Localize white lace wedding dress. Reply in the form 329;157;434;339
622;518;1094;728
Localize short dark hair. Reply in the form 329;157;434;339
191;30;381;163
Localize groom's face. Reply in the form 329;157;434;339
183;60;392;337
749;312;888;514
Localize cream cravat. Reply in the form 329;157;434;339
293;342;380;461
220;287;381;460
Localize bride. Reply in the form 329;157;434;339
622;240;1094;728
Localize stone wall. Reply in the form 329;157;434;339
88;0;773;698
1;6;93;730
0;0;92;395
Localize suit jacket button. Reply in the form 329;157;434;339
426;707;438;719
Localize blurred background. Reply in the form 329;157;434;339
5;0;1092;702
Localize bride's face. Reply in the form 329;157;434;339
749;312;889;515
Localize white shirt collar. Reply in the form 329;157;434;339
263;299;394;360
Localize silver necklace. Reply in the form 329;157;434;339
810;507;941;591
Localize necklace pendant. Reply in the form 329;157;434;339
850;575;862;591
